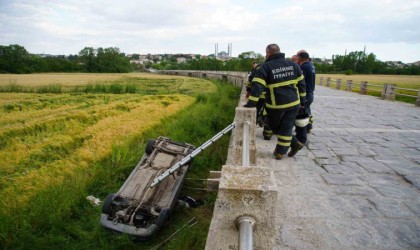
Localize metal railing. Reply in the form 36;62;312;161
393;86;419;98
319;76;420;106
237;216;256;250
150;122;236;187
242;121;250;167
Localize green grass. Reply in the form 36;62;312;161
0;80;240;250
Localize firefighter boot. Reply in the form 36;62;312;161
273;150;283;160
288;140;304;157
263;128;273;140
273;144;284;160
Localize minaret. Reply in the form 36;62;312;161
215;44;216;58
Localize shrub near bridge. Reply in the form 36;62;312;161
0;73;239;249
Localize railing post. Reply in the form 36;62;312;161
326;77;331;87
346;80;353;91
360;81;368;95
381;83;388;99
382;83;396;100
226;107;256;166
416;88;420;107
336;79;341;90
237;216;255;250
319;77;324;86
242;121;250;167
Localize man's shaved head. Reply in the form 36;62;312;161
266;44;280;55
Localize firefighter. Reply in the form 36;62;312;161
245;44;306;159
297;50;315;133
246;61;273;140
288;50;316;157
245;61;259;98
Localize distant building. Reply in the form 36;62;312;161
214;43;232;60
323;59;333;65
176;57;187;63
407;61;420;66
35;53;65;58
218;51;229;60
385;61;406;68
130;59;143;64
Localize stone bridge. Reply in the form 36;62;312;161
160;70;420;249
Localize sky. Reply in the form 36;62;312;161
1;0;420;63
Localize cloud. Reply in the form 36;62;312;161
0;0;419;62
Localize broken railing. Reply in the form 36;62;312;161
157;70;277;250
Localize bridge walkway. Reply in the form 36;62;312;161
255;85;420;249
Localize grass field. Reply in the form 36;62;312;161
318;74;420;103
0;73;240;249
0;73;216;96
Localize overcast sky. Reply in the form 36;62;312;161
1;0;419;63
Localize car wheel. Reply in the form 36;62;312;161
102;193;116;214
145;139;155;155
156;208;170;228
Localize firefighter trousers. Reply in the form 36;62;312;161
256;99;273;139
266;105;300;155
306;92;314;130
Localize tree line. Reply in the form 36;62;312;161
0;44;131;73
154;51;420;75
1;44;419;75
313;51;420;75
152;51;266;72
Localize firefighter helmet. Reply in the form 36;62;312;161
295;107;310;127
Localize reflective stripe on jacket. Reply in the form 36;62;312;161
247;64;265;99
247;53;306;109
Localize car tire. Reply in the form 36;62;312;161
145;139;155;155
102;193;116;214
156;208;170;228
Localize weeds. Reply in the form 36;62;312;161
0;76;239;250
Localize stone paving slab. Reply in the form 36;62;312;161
255;86;420;249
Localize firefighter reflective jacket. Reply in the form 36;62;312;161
246;64;266;99
246;53;306;109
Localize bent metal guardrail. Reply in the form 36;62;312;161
319;76;420;106
150;122;236;188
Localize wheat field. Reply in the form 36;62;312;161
318;74;420;88
0;73;215;213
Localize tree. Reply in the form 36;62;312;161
0;44;32;73
78;47;97;72
77;47;131;73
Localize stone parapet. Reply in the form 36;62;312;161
381;83;396;100
205;165;278;250
226;107;257;166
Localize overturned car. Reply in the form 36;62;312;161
100;137;195;240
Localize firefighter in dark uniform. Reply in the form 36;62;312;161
298;51;315;133
288;51;316;157
246;62;273;140
245;44;306;159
